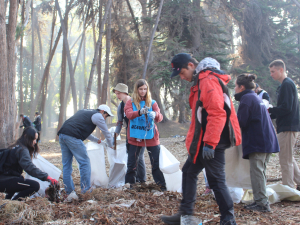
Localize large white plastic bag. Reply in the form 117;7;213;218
228;187;244;203
85;142;109;188
106;143;127;188
225;145;251;189
163;170;182;192
159;145;180;174
24;154;61;197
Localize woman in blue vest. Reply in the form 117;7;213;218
124;79;166;190
234;74;279;212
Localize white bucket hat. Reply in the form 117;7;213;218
97;104;114;117
196;57;220;74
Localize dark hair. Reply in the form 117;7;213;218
20;114;24;117
35;112;39;115
10;127;39;159
181;57;199;69
236;74;257;90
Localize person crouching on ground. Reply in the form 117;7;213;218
57;105;114;196
113;83;147;183
124;79;166;190
234;74;280;212
161;54;241;225
0;127;58;200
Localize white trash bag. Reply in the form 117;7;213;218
106;143;127;188
159;145;180;174
163;170;182;192
85;142;109;188
24;154;61;197
228;187;244;204
109;127;121;140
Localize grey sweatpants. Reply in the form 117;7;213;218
249;152;271;206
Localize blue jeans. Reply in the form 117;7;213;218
125;144;165;188
59;134;91;194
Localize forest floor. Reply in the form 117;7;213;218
1;121;300;224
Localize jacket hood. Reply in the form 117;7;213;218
234;89;254;102
198;69;231;85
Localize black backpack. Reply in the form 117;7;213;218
0;148;10;173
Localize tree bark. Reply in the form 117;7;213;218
142;0;164;79
0;0;9;148
55;0;77;113
101;4;111;105
97;0;103;107
19;0;25;115
84;0;112;108
30;1;35;120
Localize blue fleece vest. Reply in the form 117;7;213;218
130;100;155;139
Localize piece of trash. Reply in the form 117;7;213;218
87;200;97;204
90;218;95;221
181;215;202;225
110;199;135;208
153;191;164;196
64;191;78;202
172;135;180;138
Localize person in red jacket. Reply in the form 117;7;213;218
124;79;166;190
161;54;241;225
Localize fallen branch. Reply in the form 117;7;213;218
267;177;282;182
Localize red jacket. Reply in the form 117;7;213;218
125;99;163;147
186;70;241;163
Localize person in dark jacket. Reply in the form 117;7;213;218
113;83;146;183
57;105;114;195
33;112;41;143
0;127;58;200
19;114;33;128
234;74;280;212
255;83;270;102
268;59;300;190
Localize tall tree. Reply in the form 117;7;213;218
30;1;35;120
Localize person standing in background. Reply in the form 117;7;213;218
269;59;300;191
113;83;147;183
33;112;41;143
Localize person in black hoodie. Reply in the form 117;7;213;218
33;112;42;143
19;114;33;128
234;74;280;212
269;59;300;191
0;127;57;200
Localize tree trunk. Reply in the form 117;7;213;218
19;0;25;115
142;0;164;79
0;0;9;148
101;4;111;104
97;0;103;106
30;1;35;120
55;0;77;114
84;0;112;108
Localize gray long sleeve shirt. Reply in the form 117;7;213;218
87;113;113;147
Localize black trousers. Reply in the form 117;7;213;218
180;147;236;225
125;144;166;188
0;177;40;200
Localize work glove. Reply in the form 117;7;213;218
148;111;156;120
97;139;101;144
47;176;58;185
202;146;215;160
139;106;149;115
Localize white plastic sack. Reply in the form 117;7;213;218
109;127;121;140
159;145;180;174
24;154;61;197
225;145;252;189
106;143;127;188
163;170;182;192
85;142;109;188
228;187;244;203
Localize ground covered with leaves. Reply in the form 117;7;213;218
1;126;300;224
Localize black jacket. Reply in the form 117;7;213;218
269;78;300;133
33;115;41;131
21;116;32;128
0;145;48;182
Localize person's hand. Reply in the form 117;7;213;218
97;139;101;144
19;125;23;128
202;146;215;160
47;176;58;185
148;111;156;120
140;106;149;115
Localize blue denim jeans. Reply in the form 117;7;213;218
59;134;91;194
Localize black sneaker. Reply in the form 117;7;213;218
244;202;257;209
161;211;183;225
250;202;271;212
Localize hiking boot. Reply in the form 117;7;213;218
244;201;257;209
161;211;183;225
249;202;271;212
